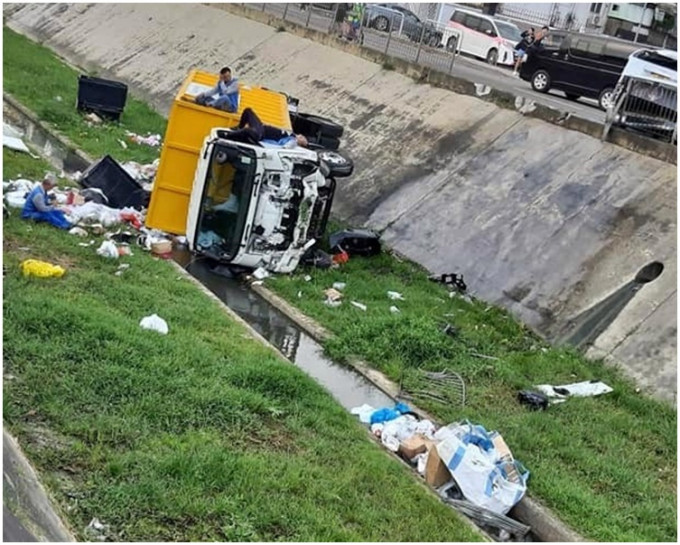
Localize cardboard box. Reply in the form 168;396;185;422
399;435;434;460
425;445;451;487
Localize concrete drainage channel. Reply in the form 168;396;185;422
3;97;593;542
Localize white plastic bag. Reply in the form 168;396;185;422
96;240;119;259
139;314;169;335
436;427;528;515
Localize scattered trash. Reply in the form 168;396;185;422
369;402;412;425
443;496;531;541
430;273;467;292
108;230;135;244
114;263;130;276
85;112;103;124
399;369;467;408
387;291;404;301
323;288;343;302
96;240;119;259
80;155;149;210
332;282;346;291
351;301;367;311
117;245;133;257
304;275;312;282
442;323;458;337
300;247;333;269
389;305;400;314
324;299;342;308
86;517;107;533
78;240;96;247
118;139;128;149
517;390;549;411
3;123;31;154
332;248;350;265
469;352;500;361
535;380;613;403
126;131;162;147
329;229;381;257
68;226;88;237
350;404;375;424
20;259;65;278
139;314;169;335
297;291;302;298
253;267;270;280
436;421;529;515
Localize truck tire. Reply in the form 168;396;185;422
309;145;354;178
296;113;344;139
531;70;551;93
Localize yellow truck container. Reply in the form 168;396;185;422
145;70;291;234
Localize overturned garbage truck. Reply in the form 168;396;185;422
146;70;352;272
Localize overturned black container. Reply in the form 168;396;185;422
329;229;381;257
80;155;148;210
77;75;128;121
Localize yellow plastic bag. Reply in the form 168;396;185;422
20;259;66;278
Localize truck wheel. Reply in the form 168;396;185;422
313;148;354;178
531;70;551;92
296;113;344;139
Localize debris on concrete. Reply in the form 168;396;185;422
351;301;367;311
430;273;467;292
20;259;65;278
350;403;375;424
387;290;404;301
330;228;381;257
3;123;32;154
139;314;169;335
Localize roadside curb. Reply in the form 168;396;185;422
3;428;77;542
249;282;587;543
208;2;676;165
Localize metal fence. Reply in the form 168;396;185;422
245;3;462;75
603;77;677;144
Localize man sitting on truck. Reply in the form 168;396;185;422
226;107;309;148
194;66;240;113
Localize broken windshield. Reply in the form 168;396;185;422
194;143;257;261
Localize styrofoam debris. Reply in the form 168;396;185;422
68;226;88;237
387;291;405;301
324;299;342;308
304;275;312;282
389;305;400;314
332;282;346;290
253;267;270;280
351;301;367;311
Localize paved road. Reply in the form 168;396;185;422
252;3;605;124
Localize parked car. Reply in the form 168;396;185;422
364;4;443;47
441;8;522;65
519;32;642;110
606;48;677;142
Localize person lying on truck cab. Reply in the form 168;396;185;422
194;66;240;112
227;107;309;148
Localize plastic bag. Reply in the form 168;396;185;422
435;423;529;515
96;240;119;259
20;259;65;278
139;314;169;335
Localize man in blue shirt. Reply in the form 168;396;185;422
195;66;240;113
21;173;72;230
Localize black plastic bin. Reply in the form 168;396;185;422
77;75;128;120
80;155;149;210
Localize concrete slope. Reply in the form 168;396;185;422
5;2;676;403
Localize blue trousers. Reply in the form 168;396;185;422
22;209;72;230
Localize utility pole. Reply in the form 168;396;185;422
633;2;648;43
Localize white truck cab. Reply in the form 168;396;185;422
187;128;348;273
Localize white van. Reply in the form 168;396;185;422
440;8;523;66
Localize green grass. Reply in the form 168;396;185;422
265;234;677;542
3;152;480;541
3;27;165;165
4;26;676;542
